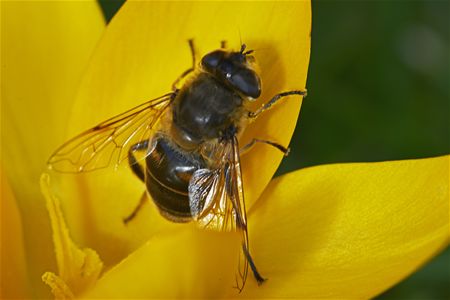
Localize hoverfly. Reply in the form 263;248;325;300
48;39;307;291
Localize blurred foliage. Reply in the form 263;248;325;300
99;0;123;22
98;0;449;299
281;0;449;174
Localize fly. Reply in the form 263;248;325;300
47;39;307;291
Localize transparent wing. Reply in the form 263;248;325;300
48;93;175;173
189;166;234;231
228;135;261;291
188;136;262;291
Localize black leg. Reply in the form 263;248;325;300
242;245;266;285
128;140;150;182
240;138;290;156
123;192;147;225
172;39;196;91
125;140;151;224
224;163;266;288
248;89;307;119
221;40;227;49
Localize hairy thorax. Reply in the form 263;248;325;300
170;73;245;149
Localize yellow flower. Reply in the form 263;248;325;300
1;0;104;298
1;1;448;299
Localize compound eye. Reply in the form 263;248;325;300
229;68;261;99
217;60;235;78
201;50;226;72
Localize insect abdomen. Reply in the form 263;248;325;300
145;136;206;222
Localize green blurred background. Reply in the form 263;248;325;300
99;0;449;298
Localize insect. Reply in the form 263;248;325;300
48;39;307;291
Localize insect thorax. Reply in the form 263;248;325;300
171;72;244;148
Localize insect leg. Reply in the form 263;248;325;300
172;39;196;91
224;163;265;287
240;138;290;156
124;140;150;224
242;245;266;285
221;40;227;49
128;140;150;182
248;89;307;119
123;192;148;225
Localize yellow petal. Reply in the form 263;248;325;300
57;0;310;267
82;227;240;298
41;174;103;297
1;1;104;296
240;155;449;298
0;171;30;298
